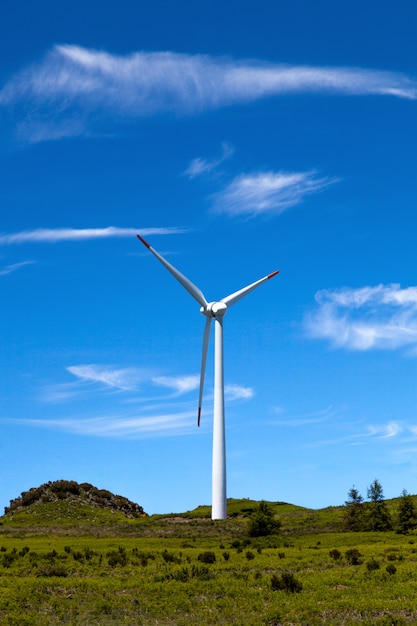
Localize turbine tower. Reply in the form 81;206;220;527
137;234;279;520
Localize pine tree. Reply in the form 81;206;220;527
365;479;393;531
397;489;417;534
343;486;365;531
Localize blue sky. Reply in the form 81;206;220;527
1;0;417;514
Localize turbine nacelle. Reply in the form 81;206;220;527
201;301;228;318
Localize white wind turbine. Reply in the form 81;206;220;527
137;234;279;520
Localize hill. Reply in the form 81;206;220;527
1;481;414;538
1;480;146;529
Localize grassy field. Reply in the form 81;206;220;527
0;497;416;624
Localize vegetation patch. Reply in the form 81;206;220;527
0;480;417;624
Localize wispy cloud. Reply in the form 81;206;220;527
271;405;339;427
0;260;36;276
225;384;254;401
1;45;416;142
67;365;147;391
152;375;200;395
41;364;151;403
32;362;255;437
0;226;184;245
212;170;336;217
305;284;417;352
17;411;196;438
184;142;234;179
368;421;402;438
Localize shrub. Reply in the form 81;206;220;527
198;551;216;564
248;501;281;537
107;550;128;567
345;549;363;565
1;553;16;568
329;549;342;561
271;572;302;593
36;565;67;577
191;564;213;580
246;551;255;560
222;551;230;561
386;563;397;575
162;550;180;564
366;558;380;571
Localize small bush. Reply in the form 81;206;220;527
198;551;216;564
1;553;16;568
191;564;213;580
162;550;180;564
170;567;189;582
278;552;286;559
107;550;128;567
345;548;363;565
386;563;397;575
246;551;255;560
329;549;342;561
36;565;67;577
366;558;380;571
222;551;230;561
271;572;302;593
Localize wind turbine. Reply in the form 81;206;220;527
137;234;279;520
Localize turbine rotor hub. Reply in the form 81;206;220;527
200;301;228;318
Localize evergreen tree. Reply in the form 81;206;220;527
248;501;281;537
397;489;417;534
365;479;393;531
343;486;365;531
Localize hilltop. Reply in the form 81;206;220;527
1;480;146;529
1;480;414;539
0;480;346;536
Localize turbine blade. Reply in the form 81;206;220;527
198;316;212;427
221;270;279;308
137;234;208;307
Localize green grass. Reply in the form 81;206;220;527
1;496;417;624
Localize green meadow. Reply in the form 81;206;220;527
1;490;417;624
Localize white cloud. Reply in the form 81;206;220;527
225;384;254;401
184;142;234;179
271;405;339;427
152;374;200;395
305;284;417;351
212;170;336;217
0;260;35;276
1;45;416;142
67;365;146;391
16;411;195;438
368;421;402;438
0;226;184;245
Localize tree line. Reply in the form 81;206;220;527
343;479;417;533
